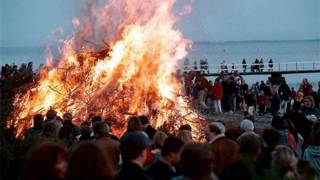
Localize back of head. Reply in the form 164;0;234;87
161;137;184;157
46;109;57;121
23;143;66;180
120;131;151;162
127;116;143;132
271;145;298;179
262;128;280;148
179;124;192;132
240;119;254;132
180;143;214;178
272;116;285;130
153;131;168;149
91;115;102;124
63;113;72;122
208;122;225;135
177;130;193;143
238;133;262;157
33;114;44;128
93;121;109;138
67;142;115;179
42;122;58;138
138;115;149;125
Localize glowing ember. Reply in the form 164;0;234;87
8;0;205;139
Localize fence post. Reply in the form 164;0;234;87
296;62;298;71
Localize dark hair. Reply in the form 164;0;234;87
46;109;57;120
127;116;143;132
67;142;115;179
262;128;280;148
180;143;213;178
179;124;192;131
139;115;149;125
93;121;108;137
161;137;184;156
92;116;102;123
33;114;44;129
239;134;262;155
271;116;285;130
22;143;66;180
120;138;145;162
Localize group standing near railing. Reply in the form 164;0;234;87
182;58;320;74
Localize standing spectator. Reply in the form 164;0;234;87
195;74;209;111
78;122;92;142
301;78;313;96
177;130;193;144
242;58;247;72
117;131;152;180
212;79;223;113
257;90;266;115
45;109;62;132
205;122;239;174
278;80;291;113
25;114;44;140
93;121;120;171
270;90;281;115
271;116;297;150
139;115;157;139
152;131;168;160
245;89;255;116
259;58;264;72
268;59;273;71
146;137;184;180
67;142;115;180
22;143;67;180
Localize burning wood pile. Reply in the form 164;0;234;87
8;0;205;139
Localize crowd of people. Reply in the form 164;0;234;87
1;62;320;180
183;71;320;118
4;104;320;180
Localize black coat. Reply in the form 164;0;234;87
116;162;151;180
146;160;176;180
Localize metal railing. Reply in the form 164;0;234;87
182;61;320;74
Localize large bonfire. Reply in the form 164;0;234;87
8;0;204;138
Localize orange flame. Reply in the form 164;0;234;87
8;0;205;139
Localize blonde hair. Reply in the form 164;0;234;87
153;131;168;149
271;145;299;180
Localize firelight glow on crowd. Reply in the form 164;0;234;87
1;0;320;180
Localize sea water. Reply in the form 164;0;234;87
1;40;319;88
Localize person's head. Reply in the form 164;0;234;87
179;124;192;132
80;124;91;138
180;143;214;178
67;142;115;179
240;119;254;132
62;113;72;122
303;96;315;109
302;78;309;85
120;131;151;165
22;143;67;180
271;145;298;179
93;121;110;139
138;115;150;128
238;133;262;158
262;128;280;149
42;122;58;140
127;116;143;132
153;131;168;149
46;109;57;121
205;122;225;142
292;101;301;112
33;114;44;129
271;116;286;130
91;115;102;124
177;130;193;143
161;137;184;165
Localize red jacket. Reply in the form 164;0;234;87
257;95;266;105
212;84;223;100
302;84;313;96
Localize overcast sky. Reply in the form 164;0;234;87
1;0;319;47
